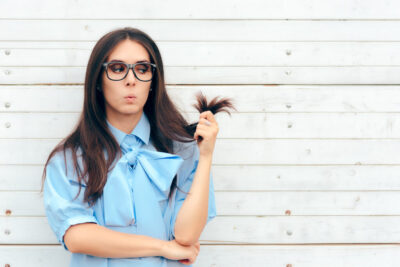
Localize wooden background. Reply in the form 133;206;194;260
1;0;400;266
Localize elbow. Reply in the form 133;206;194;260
63;224;86;253
174;219;207;245
174;231;200;246
63;222;97;253
64;228;78;253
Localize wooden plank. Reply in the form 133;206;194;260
3;42;400;66
3;66;400;84
0;246;70;267
2;216;400;244
2;112;400;139
1;0;400;19
1;245;399;267
3;191;400;216
212;165;400;191
0;165;43;191
2;139;400;165
2;165;400;191
2;20;400;41
212;139;400;165
2;85;400;113
8;165;400;191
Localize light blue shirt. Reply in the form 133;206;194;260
43;111;217;267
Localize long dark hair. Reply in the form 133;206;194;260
40;27;235;207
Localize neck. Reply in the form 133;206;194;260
106;110;143;134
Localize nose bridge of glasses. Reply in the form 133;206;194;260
126;64;138;80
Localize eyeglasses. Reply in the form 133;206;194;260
102;62;157;82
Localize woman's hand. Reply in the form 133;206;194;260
194;111;219;157
161;239;200;264
178;241;200;265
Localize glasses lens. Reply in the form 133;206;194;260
107;62;128;80
134;63;154;81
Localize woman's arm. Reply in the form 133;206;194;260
174;110;219;246
173;155;212;246
64;222;199;261
64;222;163;257
64;223;200;264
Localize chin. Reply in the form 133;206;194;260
120;107;142;115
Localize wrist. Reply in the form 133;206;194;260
158;239;169;257
199;153;213;163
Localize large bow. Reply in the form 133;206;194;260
103;142;183;240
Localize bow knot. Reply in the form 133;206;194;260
121;135;142;169
125;147;140;169
103;137;184;241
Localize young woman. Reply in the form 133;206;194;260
41;27;234;266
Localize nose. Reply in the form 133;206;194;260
125;66;137;86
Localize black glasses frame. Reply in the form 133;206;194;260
102;62;157;82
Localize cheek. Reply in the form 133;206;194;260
140;89;151;104
102;84;120;106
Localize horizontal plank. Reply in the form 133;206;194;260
2;139;400;165
0;246;70;267
1;245;399;267
2;85;400;113
2;216;400;244
3;191;400;216
203;216;400;244
2;20;400;41
2;165;400;191
4;42;400;66
3;66;400;84
2;112;400;139
212;139;400;165
2;0;400;19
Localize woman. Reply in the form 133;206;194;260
41;27;234;266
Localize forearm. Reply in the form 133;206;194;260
174;154;212;245
64;222;165;258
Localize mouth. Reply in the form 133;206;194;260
124;95;137;100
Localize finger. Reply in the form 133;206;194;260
196;125;218;138
199;110;211;118
201;111;216;123
199;110;215;121
199;118;212;126
184;260;192;265
194;129;209;141
196;124;212;132
194;130;204;140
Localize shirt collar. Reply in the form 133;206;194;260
106;112;150;146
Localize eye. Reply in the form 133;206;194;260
109;63;126;73
135;64;150;74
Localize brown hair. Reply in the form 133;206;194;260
40;27;235;207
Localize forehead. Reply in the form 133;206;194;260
107;39;150;62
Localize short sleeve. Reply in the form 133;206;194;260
170;143;217;239
43;151;99;251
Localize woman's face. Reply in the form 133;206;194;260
101;39;152;120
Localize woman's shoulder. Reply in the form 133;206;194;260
46;146;85;182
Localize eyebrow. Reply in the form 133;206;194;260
109;59;150;63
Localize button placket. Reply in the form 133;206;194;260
122;135;142;227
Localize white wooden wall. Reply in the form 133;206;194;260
1;0;400;266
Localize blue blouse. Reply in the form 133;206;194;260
43;112;217;267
